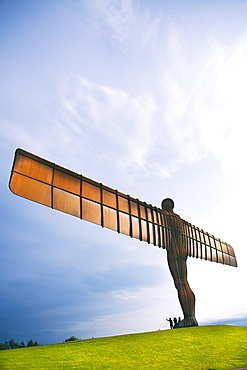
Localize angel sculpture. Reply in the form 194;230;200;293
9;149;237;328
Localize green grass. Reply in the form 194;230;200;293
0;326;246;369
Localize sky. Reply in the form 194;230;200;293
0;0;247;345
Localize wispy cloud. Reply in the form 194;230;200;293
56;75;158;183
84;0;161;51
197;37;247;176
160;24;247;176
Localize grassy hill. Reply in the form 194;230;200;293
0;325;246;369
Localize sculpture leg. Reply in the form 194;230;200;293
177;281;195;317
167;256;198;328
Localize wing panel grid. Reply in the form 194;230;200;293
183;221;237;267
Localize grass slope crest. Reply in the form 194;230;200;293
0;325;246;369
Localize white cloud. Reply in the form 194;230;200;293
55;28;247;182
56;75;158;182
85;0;161;51
3;9;247;183
199;38;247;176
112;291;138;301
161;26;247;176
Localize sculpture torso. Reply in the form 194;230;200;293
166;211;187;261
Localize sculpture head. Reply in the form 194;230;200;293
161;198;174;212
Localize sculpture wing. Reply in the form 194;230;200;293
182;221;237;267
9;149;173;249
9;149;237;267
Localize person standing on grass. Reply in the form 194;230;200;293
166;318;173;329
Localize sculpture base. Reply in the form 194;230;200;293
174;317;198;329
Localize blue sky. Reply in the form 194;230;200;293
1;0;247;345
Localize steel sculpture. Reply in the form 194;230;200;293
9;149;237;328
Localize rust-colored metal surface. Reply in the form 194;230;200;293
9;149;238;327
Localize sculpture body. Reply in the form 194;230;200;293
9;149;237;328
162;198;197;327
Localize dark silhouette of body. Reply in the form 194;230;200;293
162;198;198;328
166;318;173;329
